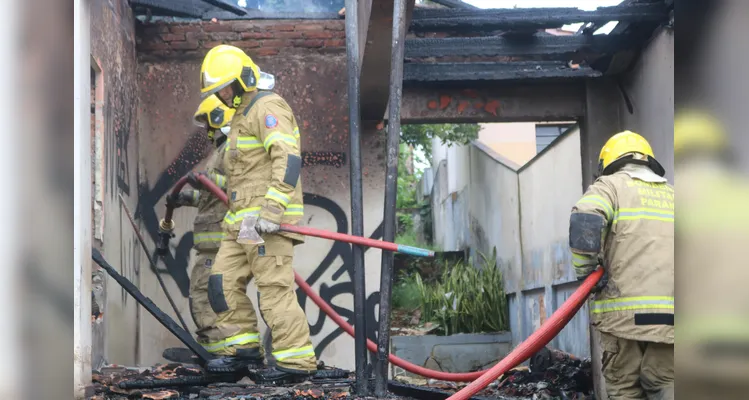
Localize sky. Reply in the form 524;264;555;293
461;0;623;10
460;0;623;34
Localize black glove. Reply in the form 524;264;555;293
166;191;195;208
186;171;208;190
578;268;608;294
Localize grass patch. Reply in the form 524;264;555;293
392;273;422;310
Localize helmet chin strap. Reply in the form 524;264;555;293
233;95;242;108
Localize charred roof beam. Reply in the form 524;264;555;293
405;34;633;58
131;0;247;18
428;0;479;9
410;3;668;33
403;61;601;83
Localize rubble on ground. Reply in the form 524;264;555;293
394;349;593;400
88;363;356;400
89;348;593;399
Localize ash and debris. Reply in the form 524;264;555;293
88;352;592;399
88;363;362;400
488;357;593;400
395;354;593;400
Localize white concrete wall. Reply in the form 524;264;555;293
468;143;521;289
517;127;589;357
431;126;589;358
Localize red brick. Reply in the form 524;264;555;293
209;32;241;41
241;32;274;39
275;24;296;31
170;24;200;34
140;41;170;51
203;23;229;32
254;48;280;56
323;21;344;30
202;41;225;49
230;40;261;49
274;31;305;39
230;21;259;32
303;31;334;39
293;39;324;48
260;39;287;48
323;39;345;48
185;31;209;41
331;30;346;38
171;41;199;50
294;23;325;31
160;33;185;41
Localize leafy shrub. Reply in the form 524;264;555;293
415;247;509;335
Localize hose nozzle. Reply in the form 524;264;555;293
157;218;176;255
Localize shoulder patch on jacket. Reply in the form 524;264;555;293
265;114;278;128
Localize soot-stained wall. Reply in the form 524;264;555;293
90;0;141;368
135;19;387;370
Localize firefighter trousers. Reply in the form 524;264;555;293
206;232;317;371
600;331;674;400
189;251;223;345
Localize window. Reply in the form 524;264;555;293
535;124;573;153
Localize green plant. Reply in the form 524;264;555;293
414;247;509;335
401;124;480;161
392;272;422;311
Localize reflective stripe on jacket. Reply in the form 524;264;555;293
223;91;304;244
571;164;674;344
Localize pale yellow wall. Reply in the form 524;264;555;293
477;123;538;166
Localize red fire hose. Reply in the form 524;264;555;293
163;177;602;384
161;175;434;257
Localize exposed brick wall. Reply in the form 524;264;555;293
136;19;346;60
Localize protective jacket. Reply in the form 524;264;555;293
570;164;674;344
180;142;229;252
223;91;303;243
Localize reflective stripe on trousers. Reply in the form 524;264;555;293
272;345;315;361
202;332;260;353
194;232;225;244
592;296;674;314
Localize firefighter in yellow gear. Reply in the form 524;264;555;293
675;110;749;399
569;131;673;399
163;95;234;358
198;45;315;381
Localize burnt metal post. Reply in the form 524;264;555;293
344;0;368;395
375;0;409;395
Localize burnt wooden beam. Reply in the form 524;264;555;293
404;61;602;83
130;0;203;18
411;3;668;32
429;0;478;9
405;34;632;58
201;0;247;15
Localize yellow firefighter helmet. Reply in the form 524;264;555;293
598;130;665;177
674;110;727;158
193;94;235;141
200;44;260;99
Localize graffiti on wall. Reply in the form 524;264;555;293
136;133;381;355
104;83;136;197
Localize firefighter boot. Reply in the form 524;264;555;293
205;348;265;373
250;366;317;385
